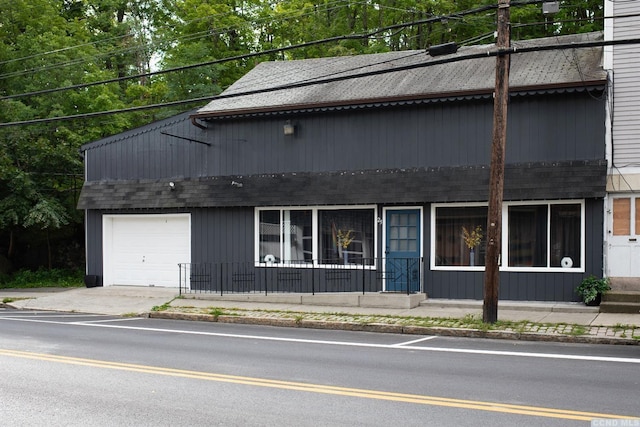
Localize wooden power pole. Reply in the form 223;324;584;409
483;0;510;324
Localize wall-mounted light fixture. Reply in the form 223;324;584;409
283;120;295;136
169;181;176;190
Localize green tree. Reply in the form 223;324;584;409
0;0;605;273
157;0;260;101
0;0;165;269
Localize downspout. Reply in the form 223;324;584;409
191;116;208;129
82;149;90;278
603;72;614;279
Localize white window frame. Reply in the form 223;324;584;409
430;202;487;272
255;205;378;269
431;200;585;273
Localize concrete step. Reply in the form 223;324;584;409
608;277;640;292
599;301;640;314
602;291;640;304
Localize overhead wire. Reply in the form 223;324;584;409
0;1;509;102
0;0;606;78
0;0;430;80
1;0;550;87
0;0;617;130
2;36;638;129
0;1;343;77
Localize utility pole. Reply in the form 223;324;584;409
483;0;510;324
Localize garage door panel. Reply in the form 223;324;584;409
104;214;190;287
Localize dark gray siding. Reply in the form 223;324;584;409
85;210;103;284
191;207;254;264
84;113;210;182
84;92;605;182
81;90;606;301
85;198;603;301
424;199;604;302
83;207;258;284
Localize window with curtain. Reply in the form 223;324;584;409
508;205;548;267
433;202;583;270
549;204;581;268
257;207;374;266
318;209;374;265
259;209;312;264
507;203;581;268
435;206;487;266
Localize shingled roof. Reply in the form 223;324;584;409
193;32;605;119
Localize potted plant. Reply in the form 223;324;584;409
462;225;483;266
336;229;354;264
576;275;611;306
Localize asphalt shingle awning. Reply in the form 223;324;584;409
77;160;606;210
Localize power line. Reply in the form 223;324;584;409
0;0;460;81
2;1;555;102
2;36;637;129
0;0;358;79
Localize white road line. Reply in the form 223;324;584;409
0;313;108;318
392;336;438;346
72;317;146;324
1;316;639;364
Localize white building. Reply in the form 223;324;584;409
604;0;640;285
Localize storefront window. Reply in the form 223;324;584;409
318;209;374;265
435;206;487;266
433;202;583;270
508;205;548;267
257;207;374;266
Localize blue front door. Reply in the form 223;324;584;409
385;209;421;292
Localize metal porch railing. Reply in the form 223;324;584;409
178;257;423;296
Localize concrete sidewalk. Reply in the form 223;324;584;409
1;286;639;344
0;286;176;316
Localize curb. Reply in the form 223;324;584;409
148;311;640;346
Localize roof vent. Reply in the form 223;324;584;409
428;42;458;57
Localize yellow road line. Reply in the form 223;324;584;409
1;348;636;421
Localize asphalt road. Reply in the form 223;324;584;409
1;309;639;426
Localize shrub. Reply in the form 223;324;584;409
0;268;83;289
576;275;611;304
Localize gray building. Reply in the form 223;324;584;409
78;32;607;302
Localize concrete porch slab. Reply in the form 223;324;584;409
181;292;426;309
359;293;426;309
182;293;304;305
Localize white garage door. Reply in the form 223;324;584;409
103;214;191;287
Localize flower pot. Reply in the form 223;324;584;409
585;293;602;306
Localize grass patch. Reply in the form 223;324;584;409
1;296;31;304
0;268;83;289
613;323;625;332
167;305;632;341
209;308;226;320
151;301;172;312
567;325;587;336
